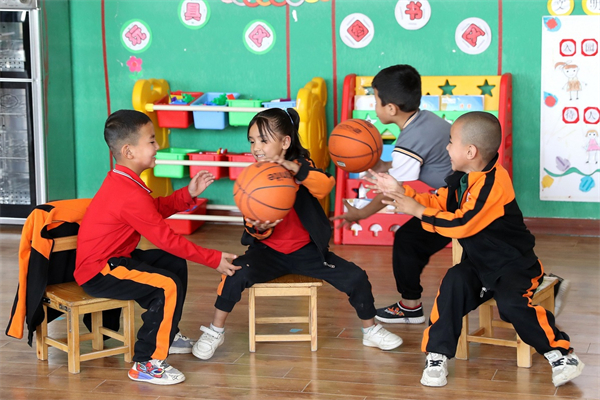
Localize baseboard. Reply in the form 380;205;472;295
523;217;600;237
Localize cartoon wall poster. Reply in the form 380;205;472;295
540;15;600;202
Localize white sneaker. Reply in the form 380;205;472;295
192;325;224;360
168;331;195;354
362;324;403;350
544;349;585;387
128;359;185;385
420;353;448;387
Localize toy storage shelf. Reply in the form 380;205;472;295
132;77;329;227
333;73;513;246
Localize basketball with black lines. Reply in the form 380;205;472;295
233;162;299;222
328;119;383;173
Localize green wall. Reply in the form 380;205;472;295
52;0;599;219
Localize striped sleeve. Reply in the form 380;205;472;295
418;171;508;239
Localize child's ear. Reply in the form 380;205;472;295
282;135;291;150
467;144;478;160
121;144;133;159
387;103;399;116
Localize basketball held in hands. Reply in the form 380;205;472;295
233;162;298;222
328;119;383;173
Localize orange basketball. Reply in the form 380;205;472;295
233;162;298;222
328;119;383;173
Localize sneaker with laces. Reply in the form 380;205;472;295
169;331;194;354
549;273;571;317
375;302;426;324
544;349;585;387
420;353;448;387
362;324;403;350
128;359;185;385
192;325;224;360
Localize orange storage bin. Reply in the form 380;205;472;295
154;91;203;129
188;151;228;180
166;198;208;235
227;152;255;180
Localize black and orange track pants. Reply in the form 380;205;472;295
81;249;187;362
422;259;571;358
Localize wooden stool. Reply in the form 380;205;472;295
453;239;558;368
248;274;323;352
35;236;135;374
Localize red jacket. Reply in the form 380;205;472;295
75;165;221;284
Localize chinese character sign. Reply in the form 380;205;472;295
179;0;210;29
339;13;374;49
243;20;276;54
454;18;492;55
540;15;600;202
395;0;431;30
120;20;152;53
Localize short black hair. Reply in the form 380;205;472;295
104;110;151;156
455;112;502;164
372;64;422;112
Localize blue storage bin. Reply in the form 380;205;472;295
261;100;296;109
192;92;240;130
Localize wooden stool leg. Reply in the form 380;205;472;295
309;286;318;351
36;305;49;361
455;315;469;360
248;287;256;353
67;306;81;374
91;311;103;351
479;303;494;337
123;302;135;363
516;333;533;368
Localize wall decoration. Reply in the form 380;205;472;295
120;19;152;53
547;0;575;15
454;17;492;55
395;0;431;30
243;20;276;54
540;15;600;202
126;56;143;80
222;0;330;6
582;0;600;15
339;13;374;49
179;0;210;29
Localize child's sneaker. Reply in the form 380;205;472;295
549;273;571;316
420;353;448;387
375;302;426;324
192;325;224;360
544;349;585;387
128;359;185;385
362;324;403;350
168;331;194;354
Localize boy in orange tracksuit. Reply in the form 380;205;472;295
367;111;584;388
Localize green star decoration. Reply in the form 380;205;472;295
477;79;496;97
438;80;456;95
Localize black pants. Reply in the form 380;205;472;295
81;249;187;362
393;216;451;300
422;258;571;358
215;242;377;320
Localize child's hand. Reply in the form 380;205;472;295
364;169;404;194
245;217;282;232
382;191;425;219
188;170;215;198
330;199;364;229
216;252;241;276
262;154;300;175
370;159;392;173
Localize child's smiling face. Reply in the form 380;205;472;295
248;123;289;161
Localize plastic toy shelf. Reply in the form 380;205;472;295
132;77;329;227
333;73;513;246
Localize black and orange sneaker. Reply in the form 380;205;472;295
375;302;425;324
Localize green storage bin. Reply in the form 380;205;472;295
154;147;200;178
227;99;264;126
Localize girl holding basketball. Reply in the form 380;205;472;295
192;108;403;360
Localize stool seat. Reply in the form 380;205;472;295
248;274;323;352
35;236;135;374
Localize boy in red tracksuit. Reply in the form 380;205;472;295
367;111;584;388
75;109;240;385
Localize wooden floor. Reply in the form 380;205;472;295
1;222;599;399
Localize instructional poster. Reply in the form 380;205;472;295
540;15;600;202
